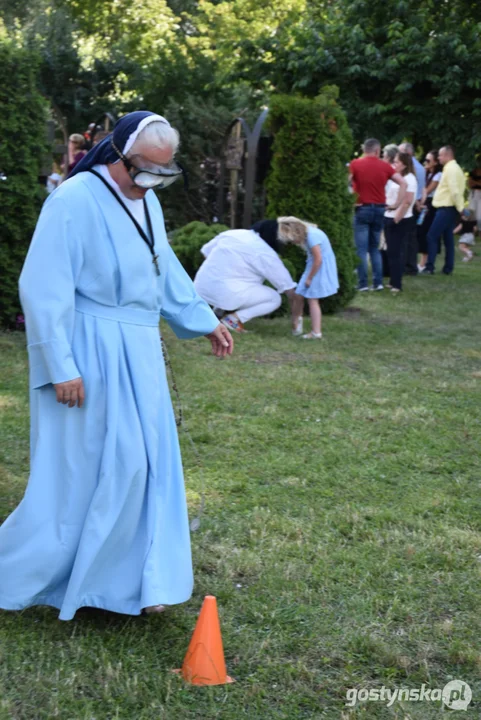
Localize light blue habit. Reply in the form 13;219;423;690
0;171;218;620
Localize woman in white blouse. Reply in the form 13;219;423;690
384;152;417;294
194;226;297;332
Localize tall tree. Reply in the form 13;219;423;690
264;0;481;161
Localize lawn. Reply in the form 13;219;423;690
1;256;481;719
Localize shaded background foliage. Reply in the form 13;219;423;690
1;0;481;326
2;0;480;159
0;30;47;328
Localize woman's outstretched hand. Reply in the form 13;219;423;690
205;324;234;358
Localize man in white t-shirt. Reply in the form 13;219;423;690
193;221;297;332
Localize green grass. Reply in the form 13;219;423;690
2;253;481;719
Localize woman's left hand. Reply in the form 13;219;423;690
304;278;312;288
205;324;234;357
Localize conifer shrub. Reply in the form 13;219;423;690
0;31;48;328
266;87;357;313
170;221;229;278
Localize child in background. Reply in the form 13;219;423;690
455;209;477;262
46;162;62;194
278;216;339;339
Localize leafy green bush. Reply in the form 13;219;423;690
170;221;229;278
0;30;48;328
266;87;357;313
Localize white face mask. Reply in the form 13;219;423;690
111;140;183;189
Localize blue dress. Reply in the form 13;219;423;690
295;227;339;299
0;172;218;621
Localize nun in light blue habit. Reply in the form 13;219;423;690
0;111;232;620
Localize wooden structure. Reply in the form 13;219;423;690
217;108;270;229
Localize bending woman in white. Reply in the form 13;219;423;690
194;221;296;333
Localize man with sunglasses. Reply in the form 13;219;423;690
0;111;233;622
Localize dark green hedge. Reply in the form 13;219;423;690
0;37;48;328
266;87;357;313
170;221;229;278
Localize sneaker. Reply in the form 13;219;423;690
221;314;247;333
420;267;434;275
417;264;425;272
373;284;384;291
390;288;401;295
358;286;370;292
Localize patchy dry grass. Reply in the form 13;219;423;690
1;253;481;718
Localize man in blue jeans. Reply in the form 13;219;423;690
350;139;406;291
422;146;466;275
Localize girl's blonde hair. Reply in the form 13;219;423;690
277;216;317;248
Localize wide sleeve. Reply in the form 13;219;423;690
19;194;84;389
200;234;222;258
258;252;297;293
161;245;219;339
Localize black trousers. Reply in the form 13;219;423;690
385;217;410;290
404;212;419;274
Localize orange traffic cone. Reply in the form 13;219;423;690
175;595;234;685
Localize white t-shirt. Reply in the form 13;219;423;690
384;173;418;219
427;171;442;198
94;164;146;230
194;229;296;308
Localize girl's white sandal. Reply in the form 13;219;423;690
301;332;322;339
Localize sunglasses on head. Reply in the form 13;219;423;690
111;139;184;189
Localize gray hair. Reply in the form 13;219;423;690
399;142;414;155
383;144;399;163
363;138;381;154
130;120;180;156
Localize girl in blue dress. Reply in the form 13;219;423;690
278;217;339;339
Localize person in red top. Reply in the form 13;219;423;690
350;138;406;291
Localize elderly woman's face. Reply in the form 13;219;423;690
115;142;174;200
